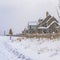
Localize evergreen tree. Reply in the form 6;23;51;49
9;28;13;35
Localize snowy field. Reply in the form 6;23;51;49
0;36;60;60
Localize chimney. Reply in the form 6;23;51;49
46;11;49;17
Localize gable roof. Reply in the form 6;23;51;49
38;15;52;26
38;14;59;27
42;15;51;23
38;21;59;29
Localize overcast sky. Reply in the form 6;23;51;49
0;0;59;34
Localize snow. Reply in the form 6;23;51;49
28;21;37;25
0;36;60;60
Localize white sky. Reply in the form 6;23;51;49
0;0;59;34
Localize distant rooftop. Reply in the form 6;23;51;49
28;21;38;25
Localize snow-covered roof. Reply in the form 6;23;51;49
46;16;53;23
38;21;59;29
38;27;47;29
28;21;37;25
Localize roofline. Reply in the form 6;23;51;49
38;21;59;29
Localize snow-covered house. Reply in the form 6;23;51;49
27;21;38;33
22;12;60;34
38;12;60;34
22;21;38;35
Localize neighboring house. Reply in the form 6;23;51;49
27;21;38;33
22;12;60;34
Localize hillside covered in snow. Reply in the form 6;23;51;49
0;36;60;60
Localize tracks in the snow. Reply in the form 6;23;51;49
3;41;32;60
